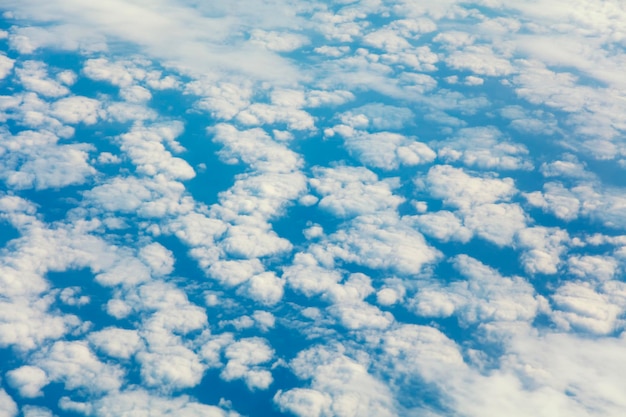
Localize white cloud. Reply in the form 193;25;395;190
88;327;143;359
445;45;515;76
551;281;623;335
310;166;404;218
420;165;517;210
436;126;533;171
249;29;309;52
279;345;398;417
16;61;70;97
241;271;285;306
412;255;540;325
516;226;570;275
21;406;55;417
0;54;14;80
139;242;175;276
319;213;441;275
411;210;473;243
0;389;17;417
136;344;205;391
274;388;332;417
463;203;527;247
329;128;436;170
6;365;48;398
221;337;274;390
34;340;124;393
120;85;152;103
50;96;103;125
567;255;619;282
61;389;238;417
0;129;96;190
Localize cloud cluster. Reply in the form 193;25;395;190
1;0;626;416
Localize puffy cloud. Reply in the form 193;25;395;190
0;54;14;80
283;252;343;297
16;61;70;97
117;122;195;181
319;213;441;275
88;327;143;359
567;255;619;282
279;345;398;417
412;255;541;325
248;29;309;52
516;226;570;275
310;166;404;218
524;182;581;221
436;126;533;171
463;203;528;247
136;344;205;391
445;45;515;76
274;388;332;417
0;389;17;417
551;281;623;335
51;96;103;125
60;389;238;417
83;58;136;87
21;406;55;417
5;365;48;398
221;337;274;390
210;123;302;173
34;341;124;393
240;271;285;305
0;129;96;190
420;165;517;210
139;242;175;276
411;210;473;243
329;128;436;170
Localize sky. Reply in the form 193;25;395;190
0;1;625;416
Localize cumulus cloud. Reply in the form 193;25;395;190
436;126;533;171
221;338;274;390
60;389;238;417
6;366;48;398
412;255;541;326
310;166;404;218
0;389;17;417
277;345;397;417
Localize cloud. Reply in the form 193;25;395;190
88;327;143;359
277;344;398;417
59;389;239;417
410;210;473;243
318;213;441;275
248;29;309;52
310;166;404;218
445;45;515;76
328;127;436;170
16;61;70;97
0;54;14;79
551;281;623;335
412;255;541;325
0;129;96;190
0;389;17;417
34;340;124;393
419;165;517;210
5;0;305;83
515;226;570;275
436;126;533;171
220;337;274;390
5;366;48;398
21;406;55;417
51;96;103;125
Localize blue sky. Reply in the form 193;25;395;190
0;1;626;416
